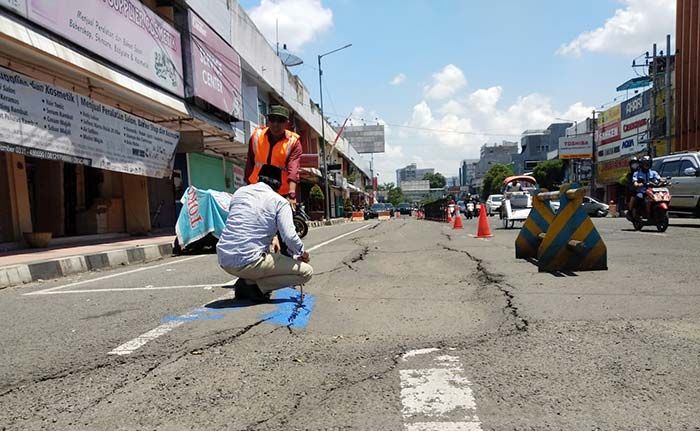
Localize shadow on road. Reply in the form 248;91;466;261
205;297;297;310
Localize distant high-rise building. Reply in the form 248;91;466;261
396;163;435;187
476;141;519;178
459;159;479;187
512;123;571;174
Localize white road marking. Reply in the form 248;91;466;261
108;320;185;356
33;283;234;295
306;223;374;252
23;255;206;296
107;223;375;355
108;285;236;356
400;348;483;431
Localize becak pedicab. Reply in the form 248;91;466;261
499;175;538;229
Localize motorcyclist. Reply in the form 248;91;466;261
624;156;640;220
632;155;661;218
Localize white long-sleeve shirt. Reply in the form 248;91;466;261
217;182;304;268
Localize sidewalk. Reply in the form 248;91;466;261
0;218;350;289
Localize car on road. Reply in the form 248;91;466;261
486;194;503;216
397;203;413;215
385;203;396;217
365;203;386;219
652;152;700;216
550;196;610;217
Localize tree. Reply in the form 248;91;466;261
309;184;325;211
388;187;404;206
481;164;514;199
423;172;446;189
378;182;395;191
533;160;566;191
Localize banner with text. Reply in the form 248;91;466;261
187;11;242;118
558;133;593;159
0;66;179;177
26;0;184;96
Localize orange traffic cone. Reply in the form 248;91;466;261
446;207;453;223
476;204;493;238
453;209;463;229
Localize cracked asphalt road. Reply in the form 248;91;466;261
1;217;699;430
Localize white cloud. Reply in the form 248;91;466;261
557;0;675;57
423;64;467;100
248;0;333;52
390;73;406;86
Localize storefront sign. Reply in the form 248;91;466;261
0;66;179;177
598;157;633;185
26;0;184;96
598;121;621;145
597;141;622;162
558;133;593;159
187;11;242;118
0;0;26;15
185;0;231;42
621;90;650;120
620;110;650;138
620;131;649;155
597;105;621;125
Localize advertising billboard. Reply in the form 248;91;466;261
187;11;242;119
0;0;26;15
598;121;621;145
621;90;650;120
0;66;179;178
596;141;622;162
597;104;621;125
621;111;650;138
185;0;231;42
26;0;184;96
343;125;385;154
558;133;593;159
620;131;649;155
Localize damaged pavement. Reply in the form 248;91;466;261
1;218;700;430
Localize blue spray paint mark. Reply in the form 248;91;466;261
261;287;316;329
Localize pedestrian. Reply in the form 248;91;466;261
244;105;303;253
217;164;313;302
245;105;302;209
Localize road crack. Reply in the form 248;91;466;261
440;243;529;332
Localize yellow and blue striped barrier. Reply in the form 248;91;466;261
535;184;607;272
515;188;556;259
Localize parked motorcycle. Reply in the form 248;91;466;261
630;179;671;232
294;203;310;239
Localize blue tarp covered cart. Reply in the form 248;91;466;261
174;186;232;253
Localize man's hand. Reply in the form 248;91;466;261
297;251;310;263
271;236;281;253
287;196;297;210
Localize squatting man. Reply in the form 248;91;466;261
216;164;313;302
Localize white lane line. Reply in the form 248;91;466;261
107;223;375;355
108;320;185;356
34;283;235;295
306;223;374;252
400;348;482;431
108;282;236;356
23;255;206;296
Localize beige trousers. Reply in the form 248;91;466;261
222;253;313;293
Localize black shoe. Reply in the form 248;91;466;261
235;280;271;303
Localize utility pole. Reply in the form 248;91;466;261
318;44;352;222
650;43;657;156
590;110;597;197
664;34;672;155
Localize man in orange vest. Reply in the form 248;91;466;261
244;105;302;209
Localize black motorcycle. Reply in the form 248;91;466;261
294;203;310;239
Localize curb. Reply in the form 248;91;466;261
0;243;173;290
0;219;354;290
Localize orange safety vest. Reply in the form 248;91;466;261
248;127;299;196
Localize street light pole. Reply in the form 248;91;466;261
318;43;352;221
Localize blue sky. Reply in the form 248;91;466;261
241;0;676;181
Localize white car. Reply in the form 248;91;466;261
486;194;503;216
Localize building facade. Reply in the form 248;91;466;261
396;163;434;187
459;159;478;189
512;124;570;174
675;0;699;152
476;141;519;177
0;0;371;247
